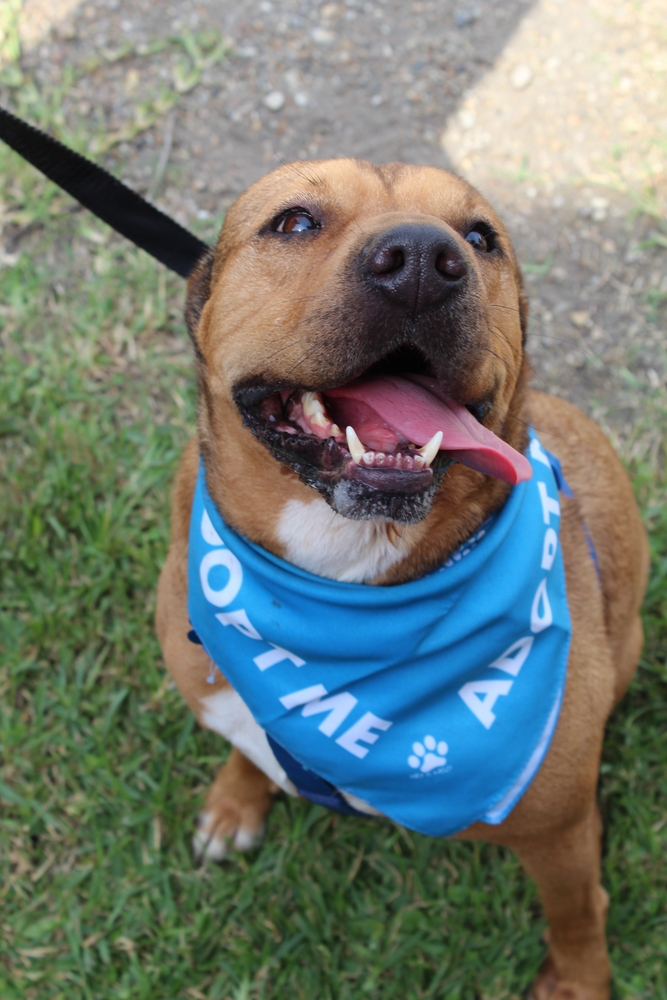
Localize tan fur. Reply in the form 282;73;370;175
156;160;649;999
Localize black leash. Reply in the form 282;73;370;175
0;105;209;278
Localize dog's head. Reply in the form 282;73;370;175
187;159;530;532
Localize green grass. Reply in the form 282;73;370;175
1;54;666;1000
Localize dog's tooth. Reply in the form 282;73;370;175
346;425;365;464
329;423;341;437
418;430;443;467
362;451;375;466
311;411;330;429
402;455;414;470
374;452;385;466
413;454;424;469
394;453;402;469
302;390;325;417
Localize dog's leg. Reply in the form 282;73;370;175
157;546;277;863
514;804;611;1000
192;748;276;863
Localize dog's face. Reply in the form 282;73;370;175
189;159;530;525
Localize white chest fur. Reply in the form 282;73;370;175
199;687;296;794
276;496;409;583
200;687;379;815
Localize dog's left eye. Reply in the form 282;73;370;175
274;210;320;234
465;224;496;253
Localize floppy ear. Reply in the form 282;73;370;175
184;248;215;351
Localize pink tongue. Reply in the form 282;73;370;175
325;375;532;485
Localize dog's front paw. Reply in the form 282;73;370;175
191;749;274;863
192;806;265;863
528;957;610;1000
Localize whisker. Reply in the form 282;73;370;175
488;302;520;315
478;343;511;371
260;337;309;366
505;409;532;429
487;324;521;364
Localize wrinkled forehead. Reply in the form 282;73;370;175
217;159;504;247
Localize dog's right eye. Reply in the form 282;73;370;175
273;210;320;234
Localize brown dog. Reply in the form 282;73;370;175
156;160;648;999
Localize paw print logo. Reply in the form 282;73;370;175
408;735;448;773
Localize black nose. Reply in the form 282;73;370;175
363;223;468;314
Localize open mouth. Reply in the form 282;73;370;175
235;346;532;511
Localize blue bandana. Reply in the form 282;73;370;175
187;432;571;838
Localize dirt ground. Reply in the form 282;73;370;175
9;0;667;449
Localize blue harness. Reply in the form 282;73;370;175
187;432;575;837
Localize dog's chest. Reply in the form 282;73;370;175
200;497;406;815
189;440;573;835
276;497;409;583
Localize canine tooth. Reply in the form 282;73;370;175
346;425;365;464
311;411;330;429
362;451;375;466
418;430;443;468
302;391;325;417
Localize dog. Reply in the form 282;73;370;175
156;159;648;999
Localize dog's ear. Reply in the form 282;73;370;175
515;264;529;346
185;248;215;349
